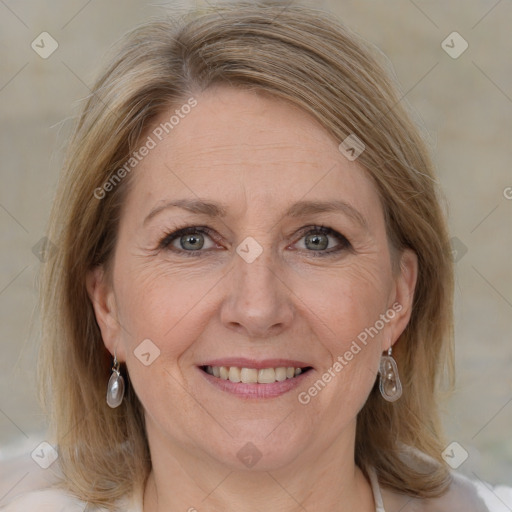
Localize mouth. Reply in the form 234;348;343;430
200;364;313;384
196;358;314;399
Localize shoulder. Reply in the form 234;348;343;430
0;486;142;512
423;472;512;512
471;478;512;512
0;453;141;511
382;473;512;512
0;487;91;511
379;446;512;512
424;471;494;511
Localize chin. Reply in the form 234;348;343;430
201;425;309;472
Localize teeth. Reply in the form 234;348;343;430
204;365;306;383
275;367;287;382
258;368;276;384
228;367;241;382
240;368;258;384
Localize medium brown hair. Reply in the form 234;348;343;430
40;1;454;507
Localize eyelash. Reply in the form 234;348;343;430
157;224;351;258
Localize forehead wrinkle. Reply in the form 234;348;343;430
173;141;325;155
169;145;333;171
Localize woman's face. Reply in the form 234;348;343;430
88;85;417;471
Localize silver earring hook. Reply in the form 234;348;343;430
112;348;121;374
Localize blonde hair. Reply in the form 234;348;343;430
40;1;454;507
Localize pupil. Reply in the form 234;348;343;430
306;233;328;250
182;234;204;250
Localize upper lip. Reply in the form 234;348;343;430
198;358;313;370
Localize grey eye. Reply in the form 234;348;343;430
159;226;218;254
178;233;205;251
304;232;329;251
294;226;351;255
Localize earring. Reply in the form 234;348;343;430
379;347;402;402
106;352;125;408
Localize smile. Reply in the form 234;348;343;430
201;365;313;384
198;362;314;399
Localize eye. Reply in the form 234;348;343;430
157;224;351;257
293;225;351;255
158;226;219;255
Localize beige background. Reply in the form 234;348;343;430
0;0;511;501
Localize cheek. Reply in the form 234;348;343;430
114;268;211;419
302;259;393;347
112;260;226;409
114;257;220;344
294;262;390;409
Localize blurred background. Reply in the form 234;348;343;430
1;0;511;503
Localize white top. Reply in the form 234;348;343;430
1;458;511;511
367;467;387;512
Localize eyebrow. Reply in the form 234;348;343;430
144;198;368;230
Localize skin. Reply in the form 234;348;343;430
87;85;418;512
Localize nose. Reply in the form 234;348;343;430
219;248;295;339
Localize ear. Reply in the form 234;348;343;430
384;248;418;350
86;266;125;361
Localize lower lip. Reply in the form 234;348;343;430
197;367;312;399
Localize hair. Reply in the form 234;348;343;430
39;1;455;508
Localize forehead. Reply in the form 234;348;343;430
126;86;380;223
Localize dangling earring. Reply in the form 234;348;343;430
379;347;402;402
106;351;125;408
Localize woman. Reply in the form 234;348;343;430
1;2;509;511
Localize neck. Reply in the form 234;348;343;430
143;422;376;512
